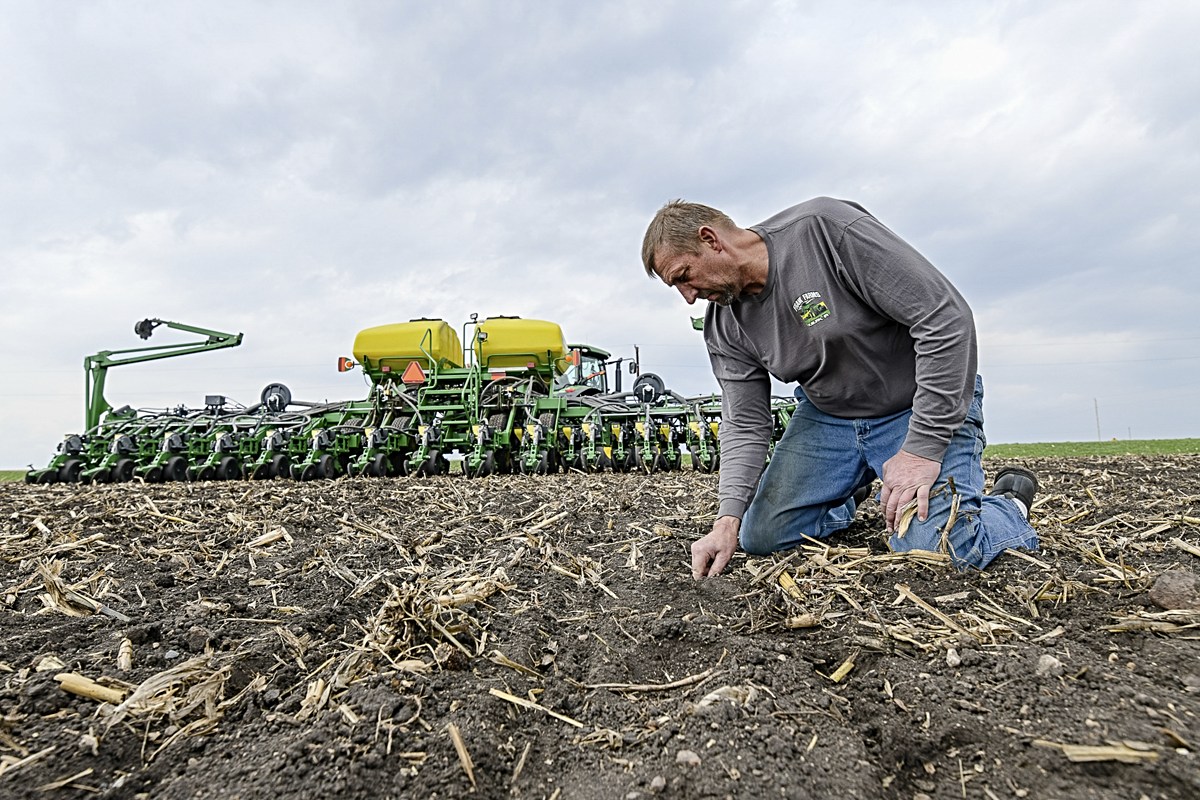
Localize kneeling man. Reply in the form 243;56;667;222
641;197;1038;579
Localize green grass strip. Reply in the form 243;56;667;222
984;439;1200;458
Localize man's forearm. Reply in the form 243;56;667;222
714;377;773;519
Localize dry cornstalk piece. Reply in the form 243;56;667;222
826;652;857;683
784;613;821;629
488;688;584;728
586;667;718;693
0;745;56;780
895;481;951;539
894;584;973;638
693;685;758;710
36;562;130;622
35;655;66;672
36;767;94;792
104;655;230;735
510;741;533;786
297;678;330;720
895;500;920;538
247;527;291;548
1033;739;1159;763
55;673;127;705
1172;537;1200;559
1107;608;1200;633
117;638;133;672
777;570;805;601
446;723;476;788
489;649;542;678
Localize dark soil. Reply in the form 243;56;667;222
2;456;1198;799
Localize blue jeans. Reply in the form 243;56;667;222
740;375;1036;569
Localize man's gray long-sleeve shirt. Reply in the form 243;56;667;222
705;197;978;520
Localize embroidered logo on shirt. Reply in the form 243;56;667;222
792;291;831;327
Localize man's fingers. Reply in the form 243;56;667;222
690;545;710;580
707;549;732;578
880;484;895;530
917;484;931;522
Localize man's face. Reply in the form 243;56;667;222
655;241;739;307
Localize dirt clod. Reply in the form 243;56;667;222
1149;570;1200;610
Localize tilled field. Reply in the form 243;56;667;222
1;456;1199;799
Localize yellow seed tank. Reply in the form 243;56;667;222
353;319;464;374
476;317;567;371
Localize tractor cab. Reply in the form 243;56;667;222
555;345;612;396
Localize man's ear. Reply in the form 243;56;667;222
697;225;722;252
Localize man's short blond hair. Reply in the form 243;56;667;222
641;200;736;278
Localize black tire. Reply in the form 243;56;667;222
36;470;58;485
536;450;558;475
417;450;443;477
144;466;164;483
58;458;84;484
318;454;338;479
197;465;216;482
165;456;188;482
218;456;242;481
390;452;410;477
299;464;318;481
112;458;135;483
366;453;388;478
269;454;290;479
597;452;613;473
477;451;497;477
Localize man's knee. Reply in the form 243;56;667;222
738;515;778;555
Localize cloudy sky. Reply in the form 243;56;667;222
2;0;1198;469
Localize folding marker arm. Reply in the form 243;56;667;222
84;318;243;430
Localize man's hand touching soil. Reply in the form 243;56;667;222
691;515;740;579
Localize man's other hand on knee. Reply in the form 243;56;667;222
881;449;942;532
691;516;740;579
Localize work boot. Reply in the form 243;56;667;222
989;466;1038;517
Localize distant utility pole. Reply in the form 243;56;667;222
1094;398;1101;441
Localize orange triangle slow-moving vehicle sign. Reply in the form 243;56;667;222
401;361;426;385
